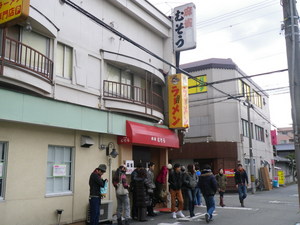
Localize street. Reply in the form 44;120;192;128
131;184;300;225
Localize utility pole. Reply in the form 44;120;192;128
282;0;300;207
246;100;256;194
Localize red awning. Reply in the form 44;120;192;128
117;121;179;149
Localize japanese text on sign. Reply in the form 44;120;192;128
0;0;29;27
173;3;196;51
168;74;189;129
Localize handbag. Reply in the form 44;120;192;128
116;175;129;195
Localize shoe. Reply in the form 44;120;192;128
172;212;177;219
205;213;210;223
190;212;195;217
176;210;185;218
241;200;245;207
124;219;129;225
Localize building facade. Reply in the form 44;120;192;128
169;58;274;189
0;1;178;224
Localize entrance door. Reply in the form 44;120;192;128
132;146;152;168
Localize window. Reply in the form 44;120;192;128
255;125;265;142
46;146;73;195
289;139;294;143
252;90;262;108
0;142;7;199
238;80;251;101
242;119;249;137
188;75;207;94
56;42;73;79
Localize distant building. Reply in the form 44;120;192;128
169;58;274;190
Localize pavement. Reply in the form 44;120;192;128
127;184;300;225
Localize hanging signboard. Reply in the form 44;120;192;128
53;164;67;177
168;73;189;129
173;2;196;52
0;0;30;28
125;160;134;175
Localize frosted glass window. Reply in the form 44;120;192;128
46;146;73;195
56;42;73;79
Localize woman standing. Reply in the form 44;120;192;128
184;164;198;217
215;168;227;207
113;166;130;225
134;168;152;221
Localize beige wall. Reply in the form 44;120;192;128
0;121;118;225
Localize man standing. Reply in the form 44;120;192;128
234;164;248;207
168;163;185;219
198;164;217;223
147;162;156;216
89;164;107;225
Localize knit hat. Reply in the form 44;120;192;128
98;164;107;172
167;164;173;169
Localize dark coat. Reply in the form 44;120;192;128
168;170;184;190
134;178;152;207
89;170;105;197
198;169;217;196
234;169;248;185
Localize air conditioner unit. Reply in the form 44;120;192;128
86;200;113;223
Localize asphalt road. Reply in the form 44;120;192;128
130;184;300;225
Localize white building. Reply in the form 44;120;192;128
169;58;274;189
0;1;178;224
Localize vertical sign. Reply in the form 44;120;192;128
173;2;196;52
0;0;30;28
271;130;278;145
168;74;189;129
278;170;285;185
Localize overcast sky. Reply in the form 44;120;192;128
148;0;293;128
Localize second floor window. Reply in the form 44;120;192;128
56;42;73;79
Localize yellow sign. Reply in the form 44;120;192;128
278;170;285;185
168;74;189;129
0;0;30;27
188;75;207;94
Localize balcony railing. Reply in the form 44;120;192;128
103;80;164;113
0;35;53;82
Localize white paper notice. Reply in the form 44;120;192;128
53;164;67;177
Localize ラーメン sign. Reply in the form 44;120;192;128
173;2;196;52
0;0;30;27
168;74;189;129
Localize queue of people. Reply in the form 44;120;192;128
88;162;248;224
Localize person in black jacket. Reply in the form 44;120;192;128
234;164;248;207
89;164;107;225
168;163;185;219
183;164;198;217
198;164;217;223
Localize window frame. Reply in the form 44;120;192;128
46;145;74;197
56;42;73;80
0;142;8;200
255;125;265;142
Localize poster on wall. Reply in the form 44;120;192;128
125;160;134;175
53;164;67;177
224;169;235;177
0;163;3;178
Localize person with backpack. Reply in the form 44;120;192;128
198;164;217;223
183;164;198;217
113;165;130;225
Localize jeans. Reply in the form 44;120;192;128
89;197;100;225
187;189;196;216
117;194;131;219
238;184;247;202
194;187;202;205
170;189;184;212
203;195;215;219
